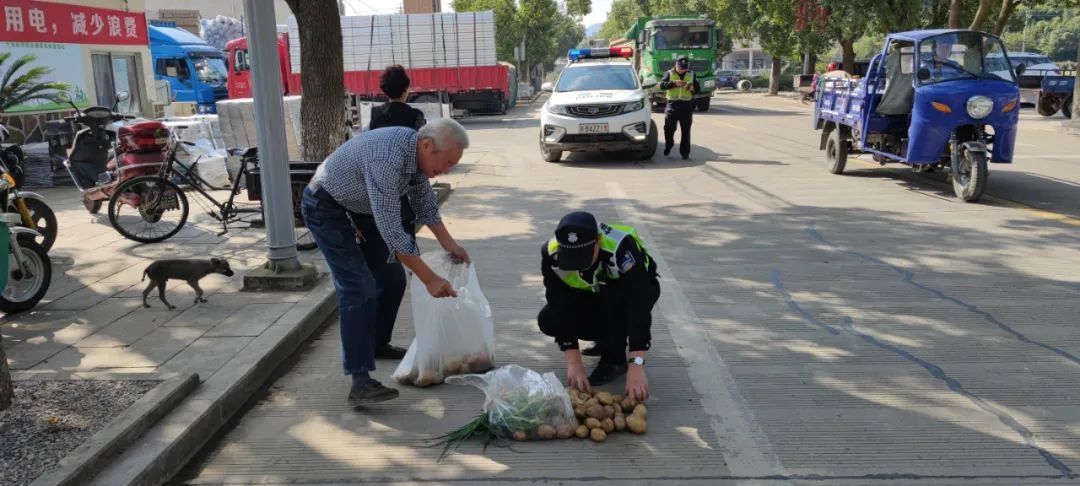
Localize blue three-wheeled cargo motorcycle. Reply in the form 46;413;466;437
814;30;1024;202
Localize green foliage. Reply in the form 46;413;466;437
597;0;644;40
0;53;70;113
454;0;584;70
453;0;522;63
1001;6;1080;61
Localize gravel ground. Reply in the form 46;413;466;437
0;380;159;486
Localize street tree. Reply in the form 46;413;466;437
598;0;644;40
719;0;801;94
284;0;347;162
453;0;522;63
0;53;70;113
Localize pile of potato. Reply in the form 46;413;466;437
567;388;647;442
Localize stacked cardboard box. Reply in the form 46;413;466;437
217;97;304;160
289;11;498;73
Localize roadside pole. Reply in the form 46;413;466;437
241;0;318;289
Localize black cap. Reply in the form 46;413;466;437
554;212;598;271
676;56;689;68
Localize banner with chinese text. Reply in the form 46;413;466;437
0;0;148;45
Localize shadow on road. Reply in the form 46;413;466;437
175;176;1080;483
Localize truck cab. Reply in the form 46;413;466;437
149;25;229;114
626;16;720;112
224;34;292;99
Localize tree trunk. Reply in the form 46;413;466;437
1;334;12;411
992;0;1018;35
841;37;856;75
948;0;964;29
284;0;347;162
1073;43;1080;120
769;56;782;95
969;0;993;31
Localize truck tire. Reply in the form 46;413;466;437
825;128;848;174
737;79;752;92
1063;96;1073;119
539;135;562;162
1037;97;1059;116
952;146;987;203
695;97;711;112
635;121;658;160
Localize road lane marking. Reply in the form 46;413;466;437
849;158;1080;227
606;181;790;481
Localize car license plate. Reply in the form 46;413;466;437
580;123;608;134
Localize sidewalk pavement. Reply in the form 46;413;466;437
2;185;337;485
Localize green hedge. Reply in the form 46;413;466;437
746;74;794;91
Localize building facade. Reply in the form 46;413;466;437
721;38;774;76
1;0;158;142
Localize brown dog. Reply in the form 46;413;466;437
141;258;235;309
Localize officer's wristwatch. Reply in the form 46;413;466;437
628;357;645;367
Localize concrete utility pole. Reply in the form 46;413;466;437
242;0;317;289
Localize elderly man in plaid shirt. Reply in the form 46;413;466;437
302;118;471;406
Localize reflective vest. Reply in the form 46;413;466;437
547;223;650;293
666;70;695;101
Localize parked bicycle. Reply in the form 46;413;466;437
105;133;317;250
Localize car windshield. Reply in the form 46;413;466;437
556;64;638;92
194;57;228;86
652;26;711;49
918;32;1014;84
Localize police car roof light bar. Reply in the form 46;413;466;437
568;47;634;61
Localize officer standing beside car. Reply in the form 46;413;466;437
660;56;700;160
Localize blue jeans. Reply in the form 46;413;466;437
301;186;407;374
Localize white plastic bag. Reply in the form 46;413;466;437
446;365;578;440
393;251;495;387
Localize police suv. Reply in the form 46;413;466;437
539;47;658;162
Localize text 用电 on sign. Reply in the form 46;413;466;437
0;0;147;45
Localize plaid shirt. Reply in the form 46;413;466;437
312;127;441;261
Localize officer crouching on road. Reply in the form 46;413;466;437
538;211;661;400
660;56;700;160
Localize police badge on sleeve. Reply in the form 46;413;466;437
620;250;635;273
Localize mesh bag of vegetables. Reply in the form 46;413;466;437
444;365;579;442
393;251;496;387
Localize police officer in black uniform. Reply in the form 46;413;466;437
659;56;700;160
537;212;661;400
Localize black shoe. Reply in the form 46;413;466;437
374;344;407;360
348;380;400;406
582;342;602;357
663;146;672;156
682;154;690;160
588;362;628;386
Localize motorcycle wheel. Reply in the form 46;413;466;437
15;197;58;252
108;176;189;244
951;147;988;203
1;239;51;314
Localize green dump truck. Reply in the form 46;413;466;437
623;16;720;112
